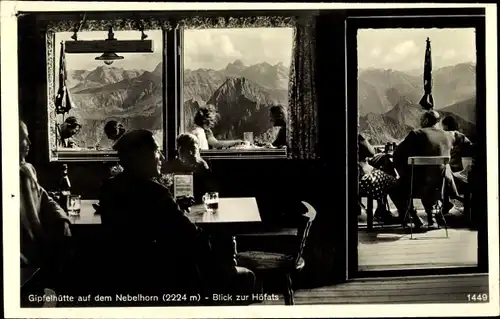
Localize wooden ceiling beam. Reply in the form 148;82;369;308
64;40;153;53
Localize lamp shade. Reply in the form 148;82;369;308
95;52;124;65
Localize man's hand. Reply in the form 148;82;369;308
177;196;195;211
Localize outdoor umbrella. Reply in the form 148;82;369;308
55;41;75;115
419;37;434;110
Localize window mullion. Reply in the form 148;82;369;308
165;27;179;160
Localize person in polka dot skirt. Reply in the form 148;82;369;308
358;134;398;224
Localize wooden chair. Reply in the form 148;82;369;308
236;201;317;305
404;156;450;239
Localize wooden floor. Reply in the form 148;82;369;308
260;274;489;305
358;228;477;271
358;198;477;271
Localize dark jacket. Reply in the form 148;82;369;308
393;127;458;199
98;172;212;293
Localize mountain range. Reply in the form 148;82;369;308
358;62;477;144
67;60;289;146
65;60;476;148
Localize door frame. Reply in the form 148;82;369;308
344;12;488;279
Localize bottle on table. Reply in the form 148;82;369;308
59;164;72;213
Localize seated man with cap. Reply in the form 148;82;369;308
97;129;255;303
57;116;82;148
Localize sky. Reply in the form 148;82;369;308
357;28;476;72
56;27;294;71
183;28;293;70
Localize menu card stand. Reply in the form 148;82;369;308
173;173;194;199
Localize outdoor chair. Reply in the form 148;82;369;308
404;156;450;240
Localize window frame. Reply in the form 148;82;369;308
345;14;488;279
45;15;295;162
45;19;166;162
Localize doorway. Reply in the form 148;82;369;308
345;14;488;278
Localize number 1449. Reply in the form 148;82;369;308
467;293;488;302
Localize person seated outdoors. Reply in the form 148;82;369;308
391;110;459;230
191;105;244;150
441;115;474;172
95;120;125;150
358;134;398;224
56;116;81;148
267;104;288;148
19;120;73;295
441;115;474;214
98;129;255;301
162;133;217;202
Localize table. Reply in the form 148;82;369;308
69;200;101;225
73;197;262;226
187;197;261;224
73;198;263;268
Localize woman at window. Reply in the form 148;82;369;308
191;105;243;150
268;104;287;148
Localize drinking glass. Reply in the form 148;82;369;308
243;132;254;144
66;195;81;216
202;192;219;214
385;142;394;154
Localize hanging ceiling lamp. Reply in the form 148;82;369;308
95;27;124;65
65;16;154;62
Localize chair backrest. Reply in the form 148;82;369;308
407;156;450;166
407;156;450;200
294;201;317;267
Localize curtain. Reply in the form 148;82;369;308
287;15;319;159
176;16;295;29
54;41;74;115
45;15;295;32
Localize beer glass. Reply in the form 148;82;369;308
243;132;254;144
67;195;81;216
202;192;219;213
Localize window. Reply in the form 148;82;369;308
48;29;163;160
181;27;293;158
46;19;296;162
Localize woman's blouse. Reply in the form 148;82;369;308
191;127;210;150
